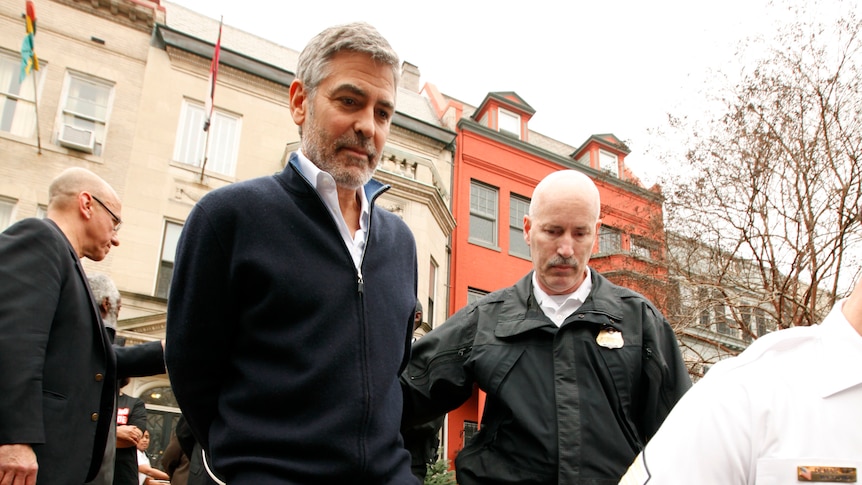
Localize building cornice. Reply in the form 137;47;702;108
458;118;663;203
154;23;294;87
374;169;456;237
54;0;165;33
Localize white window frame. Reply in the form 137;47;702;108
599;149;618;176
467;288;488;305
630;237;654;259
155;221;183;299
0;198;16;230
469;181;498;248
173;100;241;177
497;107;521;139
0;49;42;138
508;193;531;258
57;71;115;156
428;258;438;327
598;225;621;254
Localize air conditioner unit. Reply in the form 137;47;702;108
58;124;95;153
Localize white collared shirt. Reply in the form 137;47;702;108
295;150;370;270
620;298;862;484
532;269;593;326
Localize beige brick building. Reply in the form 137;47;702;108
0;0;455;456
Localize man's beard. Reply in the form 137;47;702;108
302;122;380;190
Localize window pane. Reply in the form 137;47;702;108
470;182;497;245
156;222;183;298
60;74;112;155
66;77;110;121
498;108;520;138
470;214;495;244
599;150;618;176
509;194;530;257
175;101;240;176
0;199;14;230
598;226;621;253
0;52;37;137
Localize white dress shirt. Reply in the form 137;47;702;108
620;298;862;484
295;150;370;270
532;269;592;326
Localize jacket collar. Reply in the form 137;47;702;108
495;269;626;338
283;152;389;203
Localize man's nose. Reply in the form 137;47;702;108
353;107;376;139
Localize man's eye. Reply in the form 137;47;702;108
377;109;391;120
341;98;357;106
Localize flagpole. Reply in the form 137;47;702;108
31;71;41;154
199;130;211;183
200;15;223;184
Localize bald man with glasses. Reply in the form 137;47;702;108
0;167;125;484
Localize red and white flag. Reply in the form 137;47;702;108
203;18;222;132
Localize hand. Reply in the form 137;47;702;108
0;443;38;485
116;425;143;448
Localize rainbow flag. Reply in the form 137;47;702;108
20;0;39;82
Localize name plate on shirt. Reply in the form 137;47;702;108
798;466;857;482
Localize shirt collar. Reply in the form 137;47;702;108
532;268;592;325
816;298;862;398
295;149;370;223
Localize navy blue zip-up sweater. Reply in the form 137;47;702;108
165;156;418;484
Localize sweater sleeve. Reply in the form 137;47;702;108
164;202;234;450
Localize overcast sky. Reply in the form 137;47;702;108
165;0;853;186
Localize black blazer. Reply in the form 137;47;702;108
0;218;117;484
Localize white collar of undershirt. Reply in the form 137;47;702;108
295;149;370;269
532;268;593;326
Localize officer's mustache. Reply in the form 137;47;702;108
546;256;578;268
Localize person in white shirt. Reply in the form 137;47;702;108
619;275;862;484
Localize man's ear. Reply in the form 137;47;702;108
289;80;308;127
99;297;110;319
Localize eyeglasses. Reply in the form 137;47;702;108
91;194;123;232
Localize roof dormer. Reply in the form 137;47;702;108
472;92;535;141
572;134;639;184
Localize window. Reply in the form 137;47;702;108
59;72;114;155
0;50;40;138
497;108;520;139
509;194;530;258
715;301;731;336
156;221;183;299
36;205;47;219
698;287;710;327
0;198;15;230
740;307;753;343
599;150;618;176
598;226;621;254
428;258;438;327
462;420;479;447
467;288;488;305
630;237;654;259
469;181;498;247
174;100;241;177
755;308;768;337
